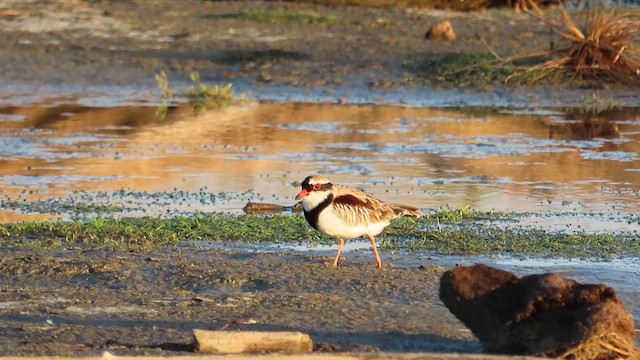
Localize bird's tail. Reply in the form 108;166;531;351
391;204;421;218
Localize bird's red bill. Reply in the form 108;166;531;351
295;189;309;200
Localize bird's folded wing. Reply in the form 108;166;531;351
332;189;394;226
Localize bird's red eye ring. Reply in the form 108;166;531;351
312;183;322;191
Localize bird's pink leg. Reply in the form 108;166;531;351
332;238;345;267
367;234;382;269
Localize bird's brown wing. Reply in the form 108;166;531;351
331;184;395;226
390;204;421;218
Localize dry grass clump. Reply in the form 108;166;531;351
558;332;638;360
510;0;544;13
276;0;552;11
523;8;640;84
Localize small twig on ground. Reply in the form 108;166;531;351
478;36;504;62
218;318;258;331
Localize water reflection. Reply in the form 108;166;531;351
546;108;640;143
0;102;639;224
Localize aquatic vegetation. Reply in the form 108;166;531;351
0;188;257;220
380;220;640;259
219;10;340;24
154;71;174;117
0;214;320;250
427;205;475;223
155;71;243;112
154;71;174;98
408;53;574;86
1;198;125;217
183;71;237;111
0;209;637;260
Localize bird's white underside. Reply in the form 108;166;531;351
301;190;390;239
317;209;389;238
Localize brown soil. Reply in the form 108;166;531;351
0;247;478;356
0;0;574;93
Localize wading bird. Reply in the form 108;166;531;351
295;174;420;268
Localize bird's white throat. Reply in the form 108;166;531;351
301;190;331;212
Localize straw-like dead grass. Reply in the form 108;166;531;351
510;0;544;13
558;332;637;360
277;0;552;12
517;8;640;84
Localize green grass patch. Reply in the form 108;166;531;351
0;214;321;250
408;53;514;86
1;209;638;259
407;52;606;87
379;221;640;259
156;71;244;113
218;10;340;24
183;71;236;111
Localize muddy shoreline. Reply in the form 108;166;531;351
0;0;638;356
2;0;639;107
0;247;479;356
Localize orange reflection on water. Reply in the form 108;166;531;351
0;102;639;221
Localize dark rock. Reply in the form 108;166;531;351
425;21;456;41
440;264;636;358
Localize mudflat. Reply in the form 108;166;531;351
0;247;479;356
4;0;634;104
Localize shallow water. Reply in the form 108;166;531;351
1;102;639;233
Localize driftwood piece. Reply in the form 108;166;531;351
193;329;313;354
242;202;303;214
439;264;636;358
